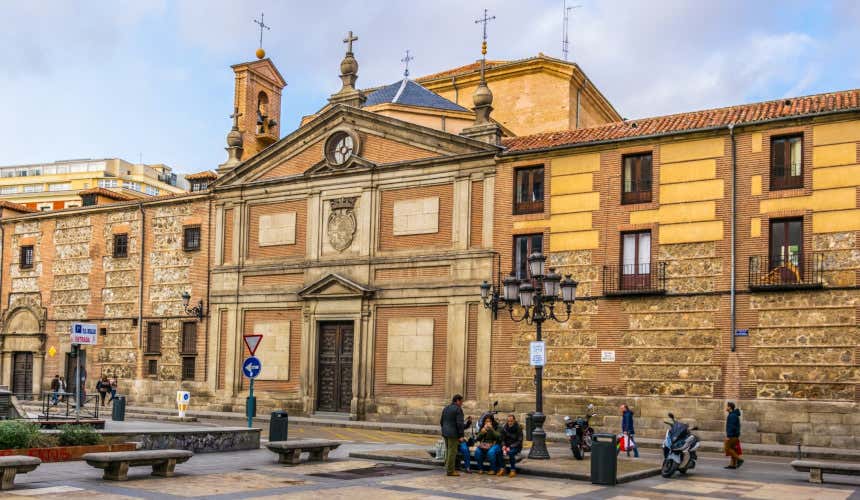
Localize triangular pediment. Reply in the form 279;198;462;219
213;105;499;188
297;273;374;299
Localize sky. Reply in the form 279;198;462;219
2;0;858;174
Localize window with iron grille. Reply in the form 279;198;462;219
622;153;652;204
181;357;195;381
183;226;201;251
20;246;34;269
147;359;158;377
113;233;128;258
771;134;803;190
513;166;544;214
513;233;543;280
181;322;197;355
146;322;161;354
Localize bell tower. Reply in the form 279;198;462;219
230;56;287;160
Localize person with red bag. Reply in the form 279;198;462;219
724;402;744;469
617;404;639;458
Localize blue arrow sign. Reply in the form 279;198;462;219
242;356;262;379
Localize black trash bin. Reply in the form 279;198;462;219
590;433;618;486
270;410;289;442
525;412;535;441
112;395;126;422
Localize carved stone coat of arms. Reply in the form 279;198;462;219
327;197;357;252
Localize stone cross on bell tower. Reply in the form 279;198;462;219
460;8;501;145
328;30;366;107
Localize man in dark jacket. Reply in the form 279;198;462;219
50;375;60;406
619;404;639;458
724;402;744;469
440;394;466;476
500;414;523;477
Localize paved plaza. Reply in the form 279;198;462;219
0;420;857;499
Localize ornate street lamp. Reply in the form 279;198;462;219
181;291;205;321
480;252;578;459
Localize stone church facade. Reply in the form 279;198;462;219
0;43;857;446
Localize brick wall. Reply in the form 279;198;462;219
246;200;306;262
470;180;483;248
374;305;447;398
240;308;302;393
379;184;453;251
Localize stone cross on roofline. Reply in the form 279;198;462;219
343;31;358;54
401;49;414;78
253;12;270;49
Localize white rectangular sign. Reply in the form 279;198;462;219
601;350;616;362
529;341;546;367
70;322;98;345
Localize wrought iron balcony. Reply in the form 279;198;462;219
603;262;667;296
748;253;824;291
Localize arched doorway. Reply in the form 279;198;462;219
1;307;45;399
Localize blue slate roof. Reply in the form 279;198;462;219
364;79;469;112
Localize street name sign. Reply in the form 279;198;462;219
70;322;98;345
529;341;546;367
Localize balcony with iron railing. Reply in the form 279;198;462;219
749;253;824;290
603;262;667;296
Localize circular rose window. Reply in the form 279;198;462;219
326;131;357;167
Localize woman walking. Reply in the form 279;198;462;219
619;404;639;458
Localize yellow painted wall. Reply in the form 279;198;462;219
630;201;715;225
660;179;724;204
759;187;856;213
813;165;860;189
660;221;723;244
660;137;724;163
550;230;599;251
812;143;856;167
751;175;762;196
551;173;593;195
813;120;860;146
813;209;860;233
660;159;716;184
750;217;761;238
551;153;600;175
551;192;600;214
751;132;763;153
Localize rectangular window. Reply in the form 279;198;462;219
48;183;71;192
181;357;195;381
145;185;159;196
769;218;803;282
1;186;18;194
622;153;652;204
147;359;158;377
98;179;119;189
19;245;34;269
513;233;543;280
621;230;651;289
81;194;97;207
23;184;43;193
124;181;141;192
113;233;128;258
771;134;803;190
146;322;161;354
183;226;201;251
513;166;544;214
181;322;197;355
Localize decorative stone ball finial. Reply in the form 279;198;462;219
256;48;266;60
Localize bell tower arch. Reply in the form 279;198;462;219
230;57;287;160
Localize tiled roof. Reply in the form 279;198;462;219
78;187;136;201
364;79;469;112
185;170;218;180
503;89;860;153
0;200;35;213
415;60;508;82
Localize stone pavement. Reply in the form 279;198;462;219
0;437;857;499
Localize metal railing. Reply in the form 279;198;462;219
749;254;824;290
603;262;667;295
36;391;100;421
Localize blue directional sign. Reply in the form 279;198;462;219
242;356;262;379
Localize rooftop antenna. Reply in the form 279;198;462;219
401;49;414;78
562;1;581;61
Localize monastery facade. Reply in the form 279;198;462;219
1;41;858;446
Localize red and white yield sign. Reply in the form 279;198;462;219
243;334;263;356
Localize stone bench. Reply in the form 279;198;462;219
791;459;860;484
0;456;41;490
428;446;525;466
82;449;193;481
266;439;342;465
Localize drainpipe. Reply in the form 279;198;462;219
575;86;582;129
729;123;737;352
451;76;458;105
137;201;146;354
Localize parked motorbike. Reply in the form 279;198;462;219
661;412;700;478
564;404;596;460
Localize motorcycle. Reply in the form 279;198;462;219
661;412;700;478
564;404;596;460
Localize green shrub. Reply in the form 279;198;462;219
28;432;58;448
57;424;102;446
0;421;41;450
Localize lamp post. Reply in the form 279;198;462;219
181;291;205;321
480;252;578;459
